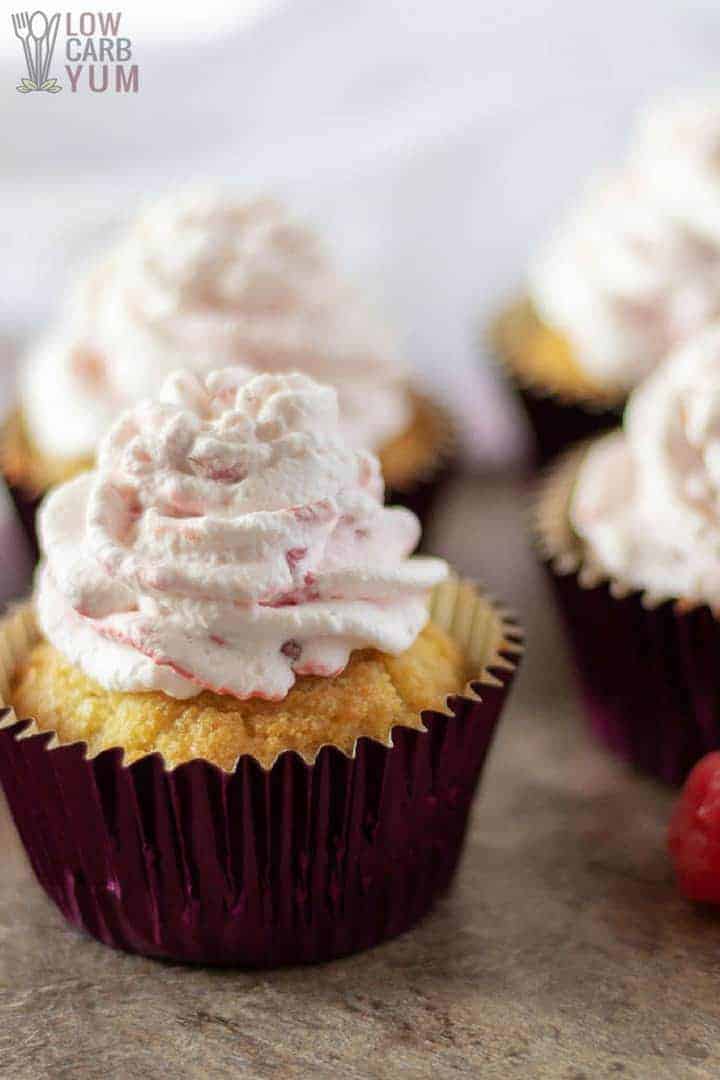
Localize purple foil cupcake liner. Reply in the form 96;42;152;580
514;386;621;469
6;481;41;561
0;481;33;604
0;582;520;966
537;446;720;786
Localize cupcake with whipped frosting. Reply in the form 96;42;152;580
0;366;518;965
2;192;453;548
537;321;720;784
493;89;720;464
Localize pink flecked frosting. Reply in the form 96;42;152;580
36;368;447;700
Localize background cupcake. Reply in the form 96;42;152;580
0;366;519;966
494;90;720;465
2;192;455;549
538;321;720;784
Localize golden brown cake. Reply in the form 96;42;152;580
12;622;467;770
492;298;625;407
379;389;451;493
0;364;518;970
0;409;92;496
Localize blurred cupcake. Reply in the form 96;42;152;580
537;322;720;784
2;192;454;547
0;366;518;966
0;342;110;557
494;90;720;465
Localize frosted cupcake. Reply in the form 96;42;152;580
538;322;720;784
0;366;518;965
494;90;720;464
2;193;453;546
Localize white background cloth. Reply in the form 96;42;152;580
1;0;719;599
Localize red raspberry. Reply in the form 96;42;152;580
668;752;720;903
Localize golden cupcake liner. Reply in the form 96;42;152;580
490;299;625;466
0;575;521;965
536;443;720;784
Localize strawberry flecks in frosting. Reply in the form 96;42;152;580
36;368;447;701
263;584;322;608
530;90;720;389
21;190;411;462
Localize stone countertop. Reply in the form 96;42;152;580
1;474;719;1080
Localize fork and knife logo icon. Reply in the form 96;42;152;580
12;10;62;93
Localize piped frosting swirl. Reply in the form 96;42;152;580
530;90;720;388
571;322;720;605
22;192;411;460
37;368;447;700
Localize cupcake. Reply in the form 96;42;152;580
493;90;720;465
0;367;518;966
2;192;454;548
537;322;720;785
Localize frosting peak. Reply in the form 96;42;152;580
22;192;411;461
634;90;720;244
37;368;446;700
571;322;720;605
530;90;720;388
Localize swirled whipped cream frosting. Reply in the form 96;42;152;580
571;323;720;605
36;368;447;700
530;90;720;389
22;191;411;461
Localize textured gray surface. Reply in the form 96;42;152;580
1;474;719;1079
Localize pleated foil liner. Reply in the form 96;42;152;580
383;390;458;540
490;299;624;468
537;443;720;786
0;577;521;967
